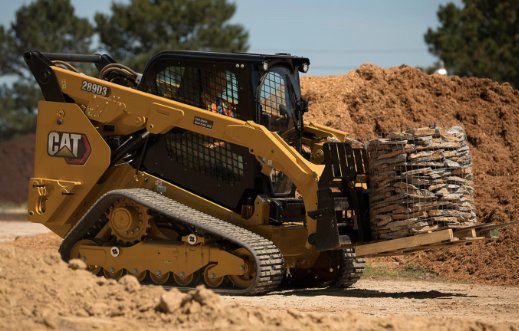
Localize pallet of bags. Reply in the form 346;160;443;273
367;126;477;240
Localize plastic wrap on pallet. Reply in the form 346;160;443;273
367;126;477;240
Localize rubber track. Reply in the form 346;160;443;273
60;188;285;295
330;248;365;288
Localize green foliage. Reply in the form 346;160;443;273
95;0;249;71
0;26;16;75
0;0;249;142
4;0;94;78
0;83;40;141
0;0;95;142
425;0;519;88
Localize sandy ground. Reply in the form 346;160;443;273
223;279;519;327
1;224;518;330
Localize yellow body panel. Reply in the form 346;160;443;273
29;65;366;253
78;241;246;278
27;101;110;236
73;163;316;267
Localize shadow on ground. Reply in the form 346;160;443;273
270;287;474;299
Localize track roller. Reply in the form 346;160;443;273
103;268;124;280
150;271;170;285
203;264;224;288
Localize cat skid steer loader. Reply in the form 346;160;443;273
24;50;497;294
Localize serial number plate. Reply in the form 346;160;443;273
193;116;214;129
81;80;110;97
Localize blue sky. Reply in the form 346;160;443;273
0;0;462;76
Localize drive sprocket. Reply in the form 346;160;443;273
107;198;150;243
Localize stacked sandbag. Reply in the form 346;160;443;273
367;126;477;240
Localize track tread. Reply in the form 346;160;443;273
60;188;285;295
330;248;365;288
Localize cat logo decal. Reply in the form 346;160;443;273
47;131;91;165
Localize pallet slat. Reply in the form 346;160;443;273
355;229;453;257
355;221;517;257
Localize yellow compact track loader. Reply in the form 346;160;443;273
24;50;501;294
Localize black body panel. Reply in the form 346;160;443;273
142;129;258;211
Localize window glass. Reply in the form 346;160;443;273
258;71;293;132
201;70;239;118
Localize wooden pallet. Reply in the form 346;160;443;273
354;221;518;257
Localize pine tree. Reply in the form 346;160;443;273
0;0;94;142
425;0;518;88
95;0;249;71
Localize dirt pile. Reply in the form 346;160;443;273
302;64;519;224
0;242;513;331
0;133;34;204
302;64;519;285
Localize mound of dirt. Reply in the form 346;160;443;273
0;133;34;204
0;243;512;331
302;64;519;285
9;232;62;249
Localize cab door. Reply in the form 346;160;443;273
257;66;301;196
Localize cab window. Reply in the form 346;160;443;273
154;65;239;118
258;67;296;133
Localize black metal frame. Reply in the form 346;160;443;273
309;142;372;251
139;50;309;122
141;130;258;211
23;50;115;102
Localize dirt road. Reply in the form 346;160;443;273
223;279;519;327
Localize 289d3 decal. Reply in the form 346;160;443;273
81;80;110;97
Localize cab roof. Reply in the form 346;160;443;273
145;50;310;73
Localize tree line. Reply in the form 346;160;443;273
0;0;516;142
425;0;518;88
0;0;248;142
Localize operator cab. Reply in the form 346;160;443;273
138;50;310;214
139;50;309;142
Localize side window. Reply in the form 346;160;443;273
155;65;195;104
155;65;239;118
259;71;289;132
165;130;244;186
201;70;239;118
